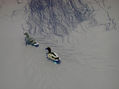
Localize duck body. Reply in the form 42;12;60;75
24;32;39;47
46;47;61;64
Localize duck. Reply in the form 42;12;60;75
24;32;39;47
45;47;61;64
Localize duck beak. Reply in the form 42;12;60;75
45;48;49;53
45;48;48;50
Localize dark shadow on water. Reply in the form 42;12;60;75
24;0;93;39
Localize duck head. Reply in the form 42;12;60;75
45;47;51;53
24;32;29;38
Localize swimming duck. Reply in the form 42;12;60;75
45;47;61;64
24;32;39;47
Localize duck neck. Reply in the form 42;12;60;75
47;48;51;53
48;49;51;53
